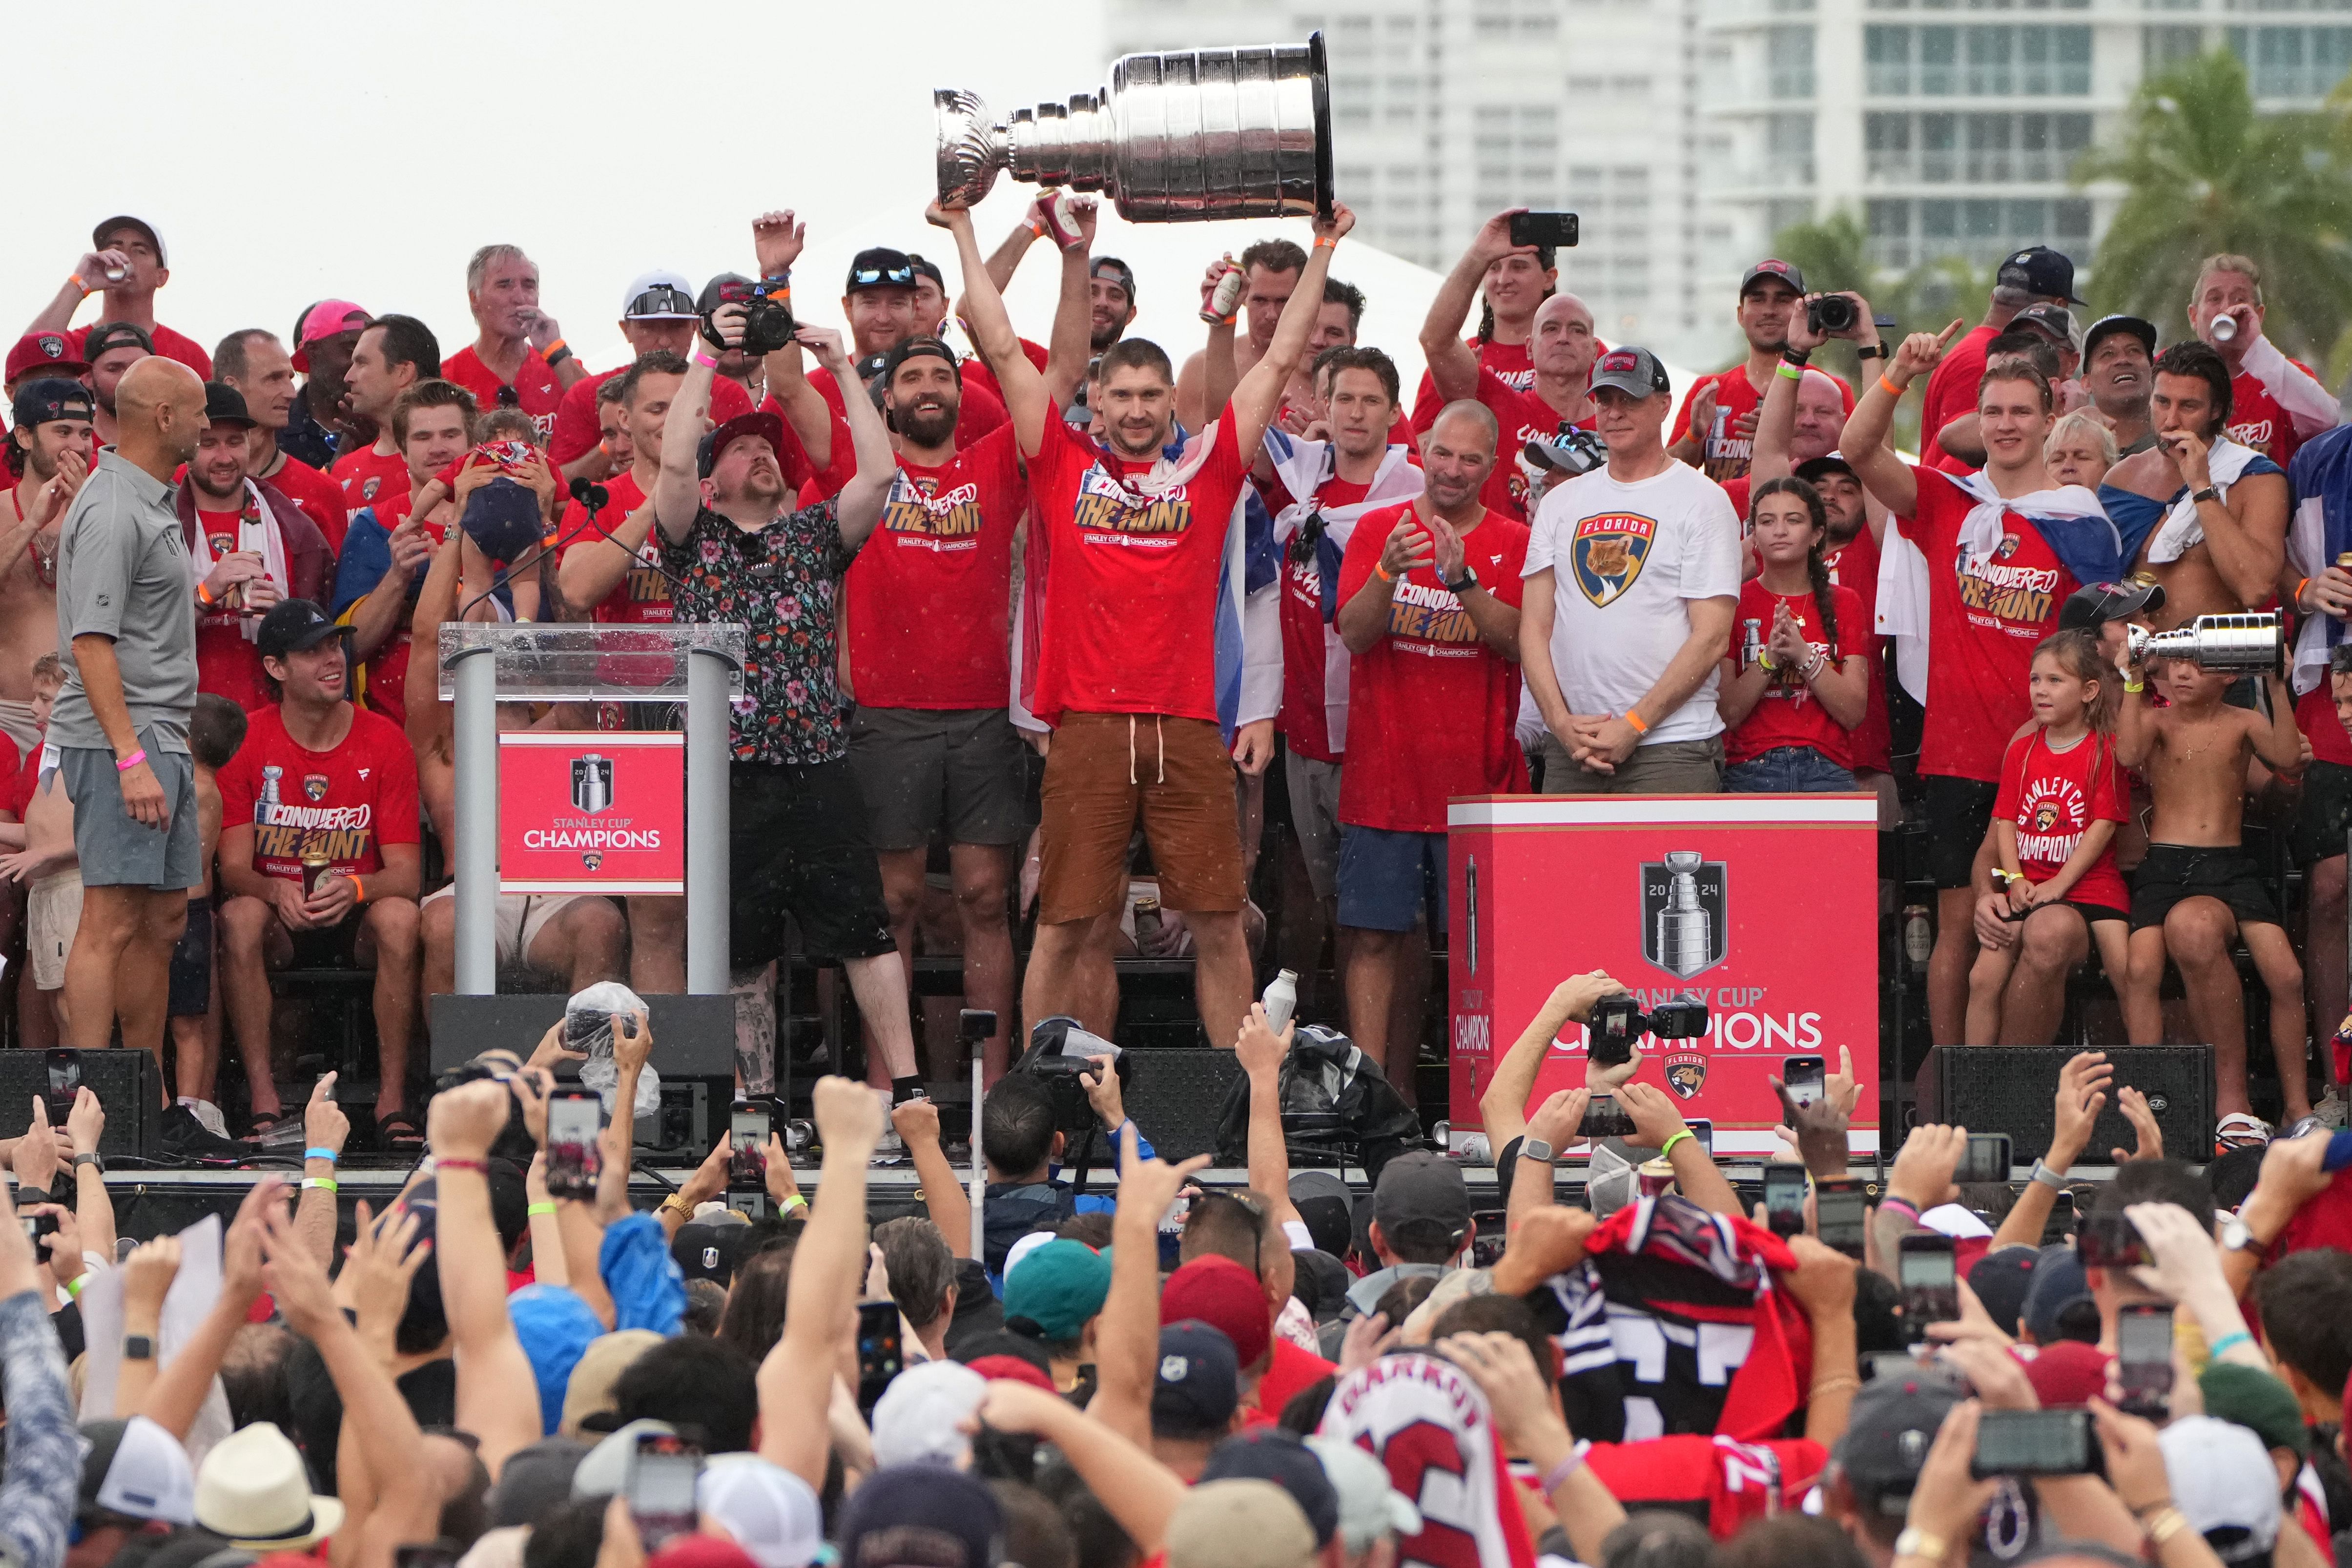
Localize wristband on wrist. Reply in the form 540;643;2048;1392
435;1158;487;1175
2029;1158;2068;1190
1026;218;1047;237
2143;1507;2191;1546
2297;577;2312;611
1624;709;1649;735
1314;235;1338;250
526;1201;558;1217
1775;360;1803;382
117;749;146;772
2124;678;2146;693
64;1273;87;1299
349;875;365;907
779;1194;808;1215
196;582;216;608
2207;1330;2252;1359
1374;563;1394;582
1538;1447;1586;1494
1657;1128;1694;1158
69;274;89;294
1878;373;1906;398
301;1176;337;1192
1781;347;1811;367
305;1148;338;1163
692;351;718;369
1879;1195;1921;1223
541;338;567;359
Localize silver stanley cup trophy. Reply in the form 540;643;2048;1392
935;36;1334;221
2124;612;2286;676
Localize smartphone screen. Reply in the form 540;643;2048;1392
856;1300;905;1412
43;1050;78;1128
2116;1304;2175;1419
546;1091;603;1200
1958;1134;2013;1184
626;1436;701;1552
1763;1165;1808;1238
1898;1235;1959;1341
729;1107;770;1190
1783;1056;1826;1109
1685;1119;1713;1155
2041;1190;2077;1247
1579;1094;1635;1141
1972;1409;2096;1479
1816;1178;1867;1259
1470;1209;1509;1270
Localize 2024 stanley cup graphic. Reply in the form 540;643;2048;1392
1643;850;1728;979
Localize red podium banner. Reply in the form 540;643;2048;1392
498;732;685;894
1448;794;1878;1155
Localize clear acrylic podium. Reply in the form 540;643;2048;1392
438;623;745;998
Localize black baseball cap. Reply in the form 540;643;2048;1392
1200;1430;1341;1547
1370;1149;1470;1240
1153;1320;1240;1431
698;273;753;315
1997;245;2086;306
671;1220;757;1287
12;378;95;429
879;336;961;388
1795;453;1860;486
202;383;256;429
1588;345;1672;401
904;253;946;291
1834;1364;1965;1515
255;599;354;662
846;248;917;294
1739;259;1807;297
2084;313;2157;359
83;321;155;361
1092;256;1138;305
2060;578;2166;632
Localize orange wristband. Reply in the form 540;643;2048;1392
1877;373;1905;398
1374;563;1394;582
349;875;365;907
2297;577;2312;611
1624;710;1649;736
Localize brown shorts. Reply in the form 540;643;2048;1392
1038;712;1243;923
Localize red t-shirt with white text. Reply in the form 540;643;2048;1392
1827;524;1891;773
218;705;422;883
1411;337;1532;434
1724;578;1866;770
1276;475;1371;763
555;470;665;623
1334;502;1531;832
1026;411;1252;723
1898;467;2079;781
2228;363;2324;472
548;367;752;466
440;346;564;441
846;425;1026;710
193;508;273;712
1994;728;2129;913
1671;365;1856;484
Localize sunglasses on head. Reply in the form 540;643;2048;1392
850;265;916;288
628;287;696;318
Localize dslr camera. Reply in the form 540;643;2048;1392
1012;1016;1130;1134
705;279;798;358
1591;993;1709;1053
1805;293;1858;336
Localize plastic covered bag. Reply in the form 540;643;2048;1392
1213;1024;1422;1182
570;981;660;1118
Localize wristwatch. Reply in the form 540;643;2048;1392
1894;1529;1948;1563
1856;343;1886;362
122;1335;154;1362
1443;564;1480;595
72;1153;103;1174
2221;1215;2264;1253
2192;486;2221;505
1521;1136;1555;1163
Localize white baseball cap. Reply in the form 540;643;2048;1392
620;271;699;321
2159;1416;2281;1563
697;1454;823;1568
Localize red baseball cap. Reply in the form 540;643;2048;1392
2020;1340;2110;1408
1161;1254;1270;1369
291;299;371;371
967;1354;1055;1393
5;332;86;385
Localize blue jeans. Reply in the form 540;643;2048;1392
1724;745;1855;793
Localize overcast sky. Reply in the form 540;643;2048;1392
2;0;1118;370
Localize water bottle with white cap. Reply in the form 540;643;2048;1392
1261;968;1299;1033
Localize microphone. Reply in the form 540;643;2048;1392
567;475;613;513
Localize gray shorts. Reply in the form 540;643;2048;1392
1285;749;1342;901
847;705;1026;850
1535;733;1723;795
61;739;201;890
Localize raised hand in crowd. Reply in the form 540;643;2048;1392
1093;1124;1213;1445
761;1077;882;1490
1444;1330;1626;1563
1992;1051;2108;1250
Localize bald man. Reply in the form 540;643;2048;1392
1424;287;1601;521
53;356;206;1107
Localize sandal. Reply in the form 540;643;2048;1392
375;1111;426;1154
2215;1112;2272;1154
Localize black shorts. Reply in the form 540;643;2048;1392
729;759;896;968
1924;775;1999;889
2294;759;2352;867
2127;843;2281;932
168;894;213;1018
285;910;364;970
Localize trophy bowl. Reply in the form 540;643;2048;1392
2124;612;2285;677
936;34;1334;223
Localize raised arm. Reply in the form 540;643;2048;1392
653;314;735;546
1235;1006;1300;1226
1226;206;1355;454
403;527;464;756
1043;203;1098;412
139;1181;279;1441
2252;669;2305;771
63;1088;114;1269
932;203;1052;460
798;327;898;554
760;1078;879;1489
1421;211;1523;404
1840;320;1965;522
983;196;1050;293
1478;972;1630;1149
2113;645;2156;770
892;1100;972;1259
428;1077;544;1480
0;1176;73;1568
975;1381;1188;1555
1991;1052;2109;1252
1090;1130;1209;1446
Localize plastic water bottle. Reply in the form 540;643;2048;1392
1262;969;1299;1033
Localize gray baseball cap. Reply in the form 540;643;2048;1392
1588;345;1671;400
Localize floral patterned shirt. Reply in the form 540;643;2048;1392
659;499;853;765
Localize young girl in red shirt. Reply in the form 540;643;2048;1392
1965;629;2131;1045
1718;477;1868;791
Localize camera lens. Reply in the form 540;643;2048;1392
1809;295;1857;334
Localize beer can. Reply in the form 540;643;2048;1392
301;850;331;898
2335;553;2352;569
1132;895;1162;946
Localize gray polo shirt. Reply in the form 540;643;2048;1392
50;449;196;754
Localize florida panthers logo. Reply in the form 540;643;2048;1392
1664;1052;1708;1099
302;775;329;803
2032;802;2061;831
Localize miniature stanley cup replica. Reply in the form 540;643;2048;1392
1655;851;1714;980
2124;612;2286;676
934;36;1334;221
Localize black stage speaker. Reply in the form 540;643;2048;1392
426;994;739;1077
1118;1048;1245;1163
0;1049;160;1158
1938;1045;2213;1162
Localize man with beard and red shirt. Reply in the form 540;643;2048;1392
938;194;1359;1058
2189;253;2337;472
83;321;151;450
439;245;583;441
178;384;330;712
330;381;478;733
805;246;1009;448
548;271;753;482
330;315;443;541
23;216;211;378
1409;218;1558;434
217;600;422;1144
0;380;94;754
1919;246;2084;475
1843;318;2122;1058
1334;402;1528;1101
213;330;347;552
1671;260;1855;485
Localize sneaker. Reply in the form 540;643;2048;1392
2309;1092;2348;1130
183;1100;229;1140
160;1104;248;1166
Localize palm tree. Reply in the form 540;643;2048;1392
2077;48;2352;365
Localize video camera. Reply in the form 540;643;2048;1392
1012;1016;1129;1134
705;278;797;358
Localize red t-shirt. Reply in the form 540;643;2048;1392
846;426;1026;711
331;445;412;522
1922;324;2001;475
555;470;665;623
2228;363;2324;472
1671;365;1857;484
263;454;350;559
193;507;275;713
1994;728;2129;913
70;321;211;380
808;363;1008;449
760;395;858;503
548;367;752;466
440;346;563;440
1474;369;1587;524
1898;468;2080;782
1826;525;1891;773
1026;411;1253;723
352;489;436;734
956;339;1051;411
1411;337;1533;434
1334;502;1531;833
2301;686;2352;767
1277;476;1371;764
218;705;422;883
1724;579;1867;771
0;740;36;820
1252;1337;1337;1418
